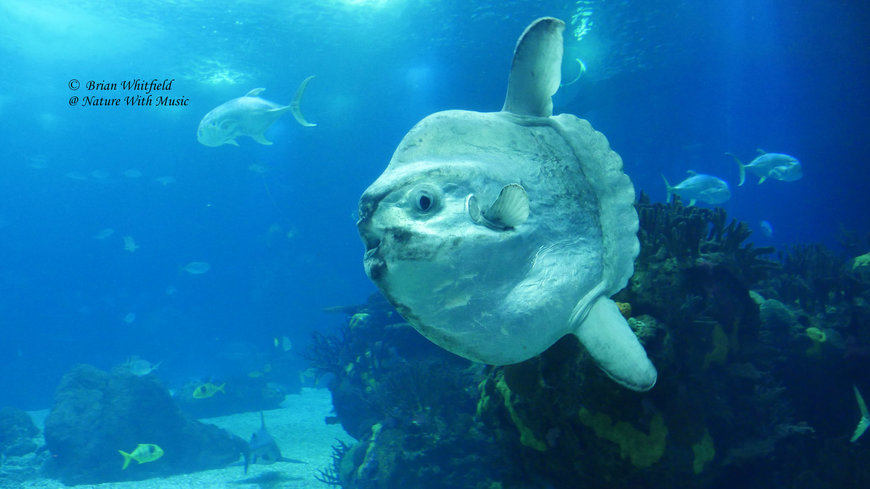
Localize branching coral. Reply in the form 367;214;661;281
635;192;778;286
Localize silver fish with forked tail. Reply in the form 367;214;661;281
197;76;316;147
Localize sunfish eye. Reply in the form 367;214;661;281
417;192;433;211
409;185;441;213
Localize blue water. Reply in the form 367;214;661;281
0;0;867;410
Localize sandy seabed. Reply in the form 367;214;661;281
17;388;353;489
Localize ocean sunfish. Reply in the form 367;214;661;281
662;171;731;206
197;76;316;147
726;149;802;186
356;18;656;391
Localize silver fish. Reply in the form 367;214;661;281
662;171;731;206
356;18;656;391
181;261;211;275
123;355;161;376
197;76;316;147
727;150;802;186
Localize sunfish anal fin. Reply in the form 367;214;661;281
573;297;657;391
502;17;564;117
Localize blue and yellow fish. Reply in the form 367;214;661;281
119;443;164;470
193;382;226;399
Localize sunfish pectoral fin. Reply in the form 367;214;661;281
467;184;529;230
289;75;317;127
483;183;529;229
572;297;657;391
502;17;564;117
245;88;266;97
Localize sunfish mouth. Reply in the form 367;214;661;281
357;220;381;253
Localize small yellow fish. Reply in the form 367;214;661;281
118;443;164;470
192;382;226;399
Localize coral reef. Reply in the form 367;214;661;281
43;364;247;484
0;407;47;484
0;407;37;457
311;295;509;489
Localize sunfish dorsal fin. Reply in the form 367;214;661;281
502;17;564;117
245;88;266;97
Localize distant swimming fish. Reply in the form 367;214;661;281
726;149;802;186
123;236;139;252
662;171;731;206
119;443;163;470
244;412;304;474
93;228;115;239
248;163;268;174
760;220;773;237
154;176;176;186
123;355;161;376
274;336;292;352
193;382;225;399
197;76;316;147
182;261;211;274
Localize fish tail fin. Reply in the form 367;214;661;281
119;450;133;470
217;383;226;394
290;75;316;127
725;152;745;186
661;174;673;203
852;385;870;442
858;386;869;416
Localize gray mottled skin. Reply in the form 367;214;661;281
357;18;656;391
